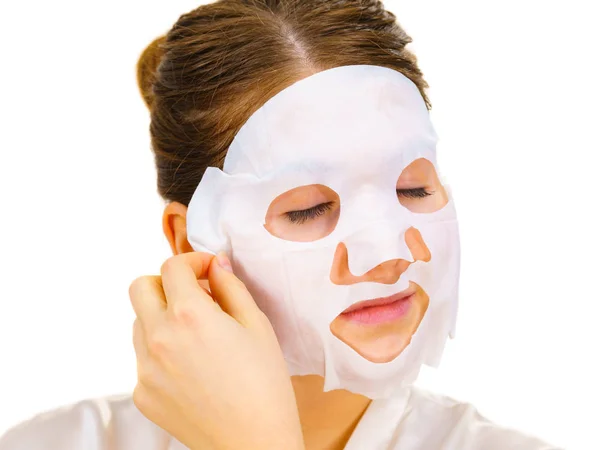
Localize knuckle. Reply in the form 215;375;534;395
133;384;164;425
147;327;170;356
170;302;200;328
160;255;181;277
128;276;150;302
132;384;152;414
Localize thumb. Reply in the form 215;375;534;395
208;252;265;327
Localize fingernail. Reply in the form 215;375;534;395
216;251;233;273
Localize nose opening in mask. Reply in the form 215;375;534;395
341;221;416;277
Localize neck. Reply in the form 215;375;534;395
292;375;372;450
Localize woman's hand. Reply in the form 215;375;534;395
129;251;304;450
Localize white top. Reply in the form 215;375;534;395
0;386;559;450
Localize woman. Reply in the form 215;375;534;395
0;1;558;449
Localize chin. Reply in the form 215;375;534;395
344;332;414;363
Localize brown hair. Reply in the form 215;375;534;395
136;0;431;206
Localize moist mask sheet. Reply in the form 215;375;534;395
187;65;460;399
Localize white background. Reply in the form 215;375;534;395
0;1;598;449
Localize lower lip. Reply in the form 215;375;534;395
339;294;414;325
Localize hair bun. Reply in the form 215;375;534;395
136;35;167;110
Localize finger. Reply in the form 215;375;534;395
129;275;166;330
160;252;218;311
132;318;158;389
132;318;148;360
132;318;169;396
208;252;264;327
198;278;211;295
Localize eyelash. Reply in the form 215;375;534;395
285;202;334;224
396;187;433;199
284;188;432;224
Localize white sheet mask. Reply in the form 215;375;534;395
186;65;460;399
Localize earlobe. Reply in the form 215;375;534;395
163;202;195;255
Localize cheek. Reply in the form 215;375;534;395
437;185;449;208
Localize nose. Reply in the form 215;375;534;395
330;227;431;285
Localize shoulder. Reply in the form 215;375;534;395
0;394;179;450
349;386;561;450
396;386;561;450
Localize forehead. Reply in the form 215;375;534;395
223;65;437;177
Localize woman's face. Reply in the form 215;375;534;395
185;67;457;376
264;158;448;363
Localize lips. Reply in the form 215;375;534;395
341;287;416;314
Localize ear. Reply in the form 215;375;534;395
162;202;195;255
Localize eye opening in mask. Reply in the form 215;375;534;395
397;158;448;213
264;184;341;242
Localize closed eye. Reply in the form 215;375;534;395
285;202;334;224
397;187;433;198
